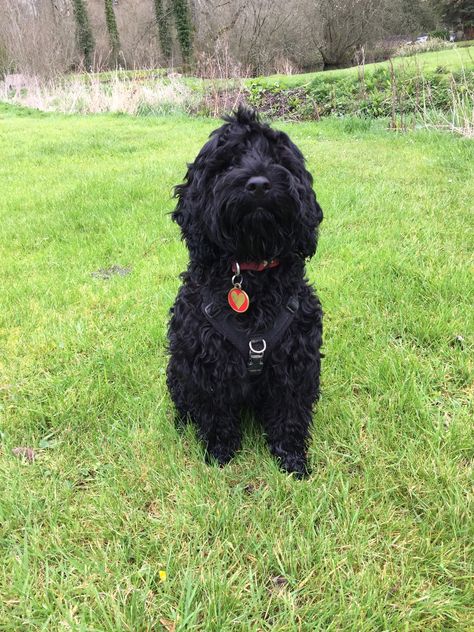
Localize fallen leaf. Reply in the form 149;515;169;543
270;575;289;592
39;437;58;449
444;412;452;429
73;468;97;489
160;618;175;632
12;447;36;462
145;500;161;518
388;581;401;596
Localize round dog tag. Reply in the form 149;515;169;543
228;287;249;313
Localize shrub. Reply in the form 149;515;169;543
245;64;474;124
0;42;10;80
430;30;450;40
396;38;453;58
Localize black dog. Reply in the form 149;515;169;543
167;106;323;477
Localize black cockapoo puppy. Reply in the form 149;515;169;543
167;106;323;477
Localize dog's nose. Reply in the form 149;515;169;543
245;176;271;196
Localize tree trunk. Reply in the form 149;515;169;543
104;0;121;68
172;0;193;69
153;0;173;62
72;0;95;70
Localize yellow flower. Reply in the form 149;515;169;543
159;570;167;582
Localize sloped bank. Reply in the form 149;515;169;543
213;66;474;123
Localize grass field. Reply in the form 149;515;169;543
4;47;473;125
248;45;474;88
72;44;474;88
0;104;473;630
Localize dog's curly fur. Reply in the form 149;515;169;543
167;106;323;477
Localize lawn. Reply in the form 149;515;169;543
67;45;474;91
252;44;474;88
0;105;473;631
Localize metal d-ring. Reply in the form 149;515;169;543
231;262;242;288
231;274;243;287
249;339;267;355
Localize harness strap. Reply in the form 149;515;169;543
203;294;299;375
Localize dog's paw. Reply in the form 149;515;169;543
278;453;310;479
205;443;236;467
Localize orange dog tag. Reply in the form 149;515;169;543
228;287;249;313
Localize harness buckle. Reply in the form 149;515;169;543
286;297;298;314
248;338;266;375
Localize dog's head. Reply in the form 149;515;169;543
173;106;323;263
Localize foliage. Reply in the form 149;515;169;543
248;45;474;87
311;0;386;68
1;73;194;116
430;29;451;39
0;0;468;76
72;0;95;70
172;0;193;66
153;0;173;61
0;41;10;79
441;0;474;26
3;47;473;132
0;108;473;630
242;46;474;126
104;0;121;67
246;61;474;123
395;38;454;57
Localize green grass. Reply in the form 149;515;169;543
68;45;474;91
0;104;473;631
249;45;474;88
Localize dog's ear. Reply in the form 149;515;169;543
172;135;221;262
277;132;323;259
299;189;323;260
172;163;196;233
296;170;323;259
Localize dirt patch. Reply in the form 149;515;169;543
91;265;131;280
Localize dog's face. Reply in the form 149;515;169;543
173;106;323;262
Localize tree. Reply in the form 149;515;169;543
72;0;94;69
304;0;440;69
104;0;121;67
442;0;474;26
153;0;172;61
306;0;387;68
172;0;193;66
385;0;439;33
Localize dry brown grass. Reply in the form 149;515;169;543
0;73;195;115
419;70;474;138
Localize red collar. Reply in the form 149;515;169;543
232;260;280;273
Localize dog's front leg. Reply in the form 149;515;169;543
259;393;313;478
194;401;242;466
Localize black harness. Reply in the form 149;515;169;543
202;293;299;375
